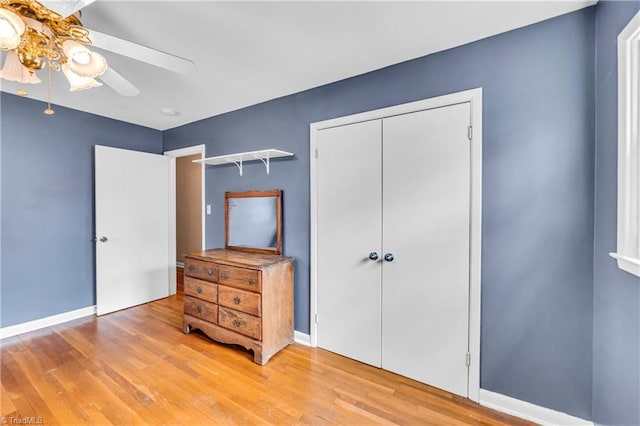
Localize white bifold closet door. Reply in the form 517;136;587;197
316;102;471;397
381;103;471;396
316;120;383;367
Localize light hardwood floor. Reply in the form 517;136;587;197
1;293;532;425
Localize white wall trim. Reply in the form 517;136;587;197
479;389;593;426
1;306;96;340
294;331;311;346
309;88;482;402
165;144;206;295
611;10;640;277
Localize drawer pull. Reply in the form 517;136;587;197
232;318;242;327
188;265;195;272
247;278;256;285
196;286;203;294
196;305;203;314
221;272;229;279
233;296;241;305
207;268;214;275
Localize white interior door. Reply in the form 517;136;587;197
381;103;471;397
95;145;171;315
316;120;383;367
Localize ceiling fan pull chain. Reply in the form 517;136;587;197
44;65;54;115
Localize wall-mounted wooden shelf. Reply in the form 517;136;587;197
193;149;294;176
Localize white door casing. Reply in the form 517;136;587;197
381;103;471;397
316;120;383;367
95;145;171;315
310;88;482;401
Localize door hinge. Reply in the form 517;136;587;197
465;352;471;367
315;148;318;158
315;313;318;324
467;126;473;141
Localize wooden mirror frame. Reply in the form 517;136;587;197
225;189;283;255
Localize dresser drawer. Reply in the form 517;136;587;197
218;265;261;292
218;286;261;317
184;296;218;323
184;277;217;303
184;259;218;283
218;307;261;340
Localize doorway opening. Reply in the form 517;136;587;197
165;145;206;294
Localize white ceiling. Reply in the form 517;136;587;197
0;0;595;130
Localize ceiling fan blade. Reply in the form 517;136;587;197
99;68;140;97
88;29;196;75
39;0;96;18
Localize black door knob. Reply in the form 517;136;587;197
384;253;394;262
369;252;379;261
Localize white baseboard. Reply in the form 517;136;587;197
479;389;593;426
0;305;96;340
294;330;311;346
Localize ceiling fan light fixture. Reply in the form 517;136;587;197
0;50;41;84
73;50;90;65
0;8;26;50
62;63;102;91
62;39;107;77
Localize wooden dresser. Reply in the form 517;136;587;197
183;248;294;365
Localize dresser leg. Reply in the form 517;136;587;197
183;323;191;334
253;349;266;365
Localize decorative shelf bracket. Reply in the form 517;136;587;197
194;149;294;176
227;158;244;176
254;152;273;175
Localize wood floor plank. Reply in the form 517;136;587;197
0;383;17;415
1;294;534;425
1;351;59;423
158;345;304;424
47;369;114;425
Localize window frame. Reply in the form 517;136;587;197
611;10;640;277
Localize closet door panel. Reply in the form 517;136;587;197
381;103;471;396
316;120;383;367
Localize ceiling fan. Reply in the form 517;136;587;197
0;0;195;114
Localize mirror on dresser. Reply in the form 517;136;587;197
225;189;282;255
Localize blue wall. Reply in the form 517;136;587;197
593;2;640;426
8;4;639;422
0;94;162;327
164;8;596;419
